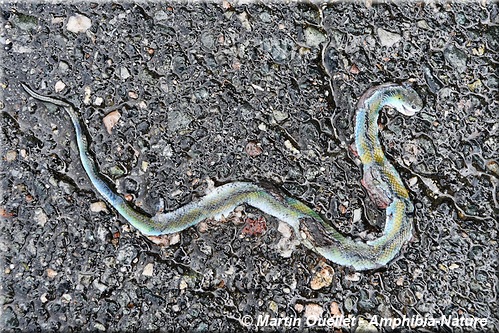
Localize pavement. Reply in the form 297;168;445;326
0;2;497;332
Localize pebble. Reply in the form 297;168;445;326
355;317;378;332
93;96;104;106
310;264;334;290
5;150;17;162
142;263;154;277
237;12;251;31
353;208;362;223
61;294;72;303
395;276;405;286
284;140;300;155
245;141;263;157
46;268;58;278
345;272;361;282
103;110;121;134
90;201;108;213
83;86;92;105
54;80;66;93
377;28;401;48
58;61;69;73
33;209;47;227
94;323;106;332
269;300;278;313
179;279;188;290
120;67;131;80
304;26;326;48
66;14;92;33
443;44;467;73
408;176;418;187
304;303;323;320
272;108;288;122
330;301;342;316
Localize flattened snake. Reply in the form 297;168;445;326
22;82;423;270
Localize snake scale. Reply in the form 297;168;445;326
22;82;423;270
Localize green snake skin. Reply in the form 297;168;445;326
22;82;423;270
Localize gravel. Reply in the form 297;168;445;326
1;2;497;332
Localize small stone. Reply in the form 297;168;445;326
128;91;138;99
83;86;92;105
93;279;107;292
46;268;58;278
304;303;323;320
103;110;121;134
377;28;401;48
310;264;334;290
90;201;108;213
237;11;251;31
120;67;131;80
284;140;300;155
304;26;326;48
169;233;180;245
396;276;405;286
198;221;209;233
40;293;48;303
417;20;430;30
66;14;92;33
443;45;467;73
356;317;379;332
330;302;342;316
93;96;104;106
269;300;278;314
94;323;106;332
5;150;17;162
294;303;304;313
179;279;188;290
272;108;288;122
34;208;48;226
449;263;460;270
353;208;362;223
245;141;263;157
142;263;154;277
61;293;72;303
58;61;69;72
54;80;66;93
409;177;418;187
52;17;64;24
350;63;360;74
345;272;361;282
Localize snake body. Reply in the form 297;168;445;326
22;82;422;270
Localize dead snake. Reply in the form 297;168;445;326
22;82;423;270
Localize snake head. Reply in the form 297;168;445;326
398;85;424;116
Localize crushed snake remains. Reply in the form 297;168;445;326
22;82;423;270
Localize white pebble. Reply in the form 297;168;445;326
66;14;92;33
142;263;154;277
54;80;66;93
